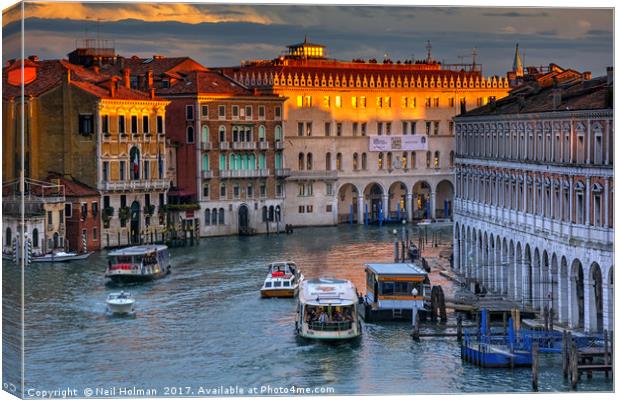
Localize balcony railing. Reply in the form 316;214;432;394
259;141;270;150
275;168;291;177
232;142;256;150
308;321;353;332
219;169;270;178
202;170;213;179
98;179;169;191
289;170;338;180
201;142;212;151
275;141;284;150
219;142;230;150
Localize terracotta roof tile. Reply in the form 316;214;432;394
157;70;252;96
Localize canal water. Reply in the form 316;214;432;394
2;225;612;396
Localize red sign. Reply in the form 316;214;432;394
185;210;194;218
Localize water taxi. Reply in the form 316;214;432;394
260;261;304;298
105;245;171;284
296;278;362;340
360;262;430;322
106;291;135;315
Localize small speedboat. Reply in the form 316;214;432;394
32;251;94;263
106;291;135;314
260;261;304;298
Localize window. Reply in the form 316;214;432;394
102;161;109;182
298;205;305;213
351;96;358;108
425;97;431;107
306;122;312;136
386;122;392;135
247;184;253;198
220;183;227;198
211;208;218;225
92;202;98;216
377;97;383;108
187;126;194;143
139;116;148;135
326;183;334;196
434;151;440;168
326;153;331;170
104;195;111;209
204;209;211;225
353;153;359;170
433;121;439;135
336;153;342;171
101;115;109;134
219;126;226;142
401;97;408;108
260;182;267;197
426;151;431;168
335;96;342;108
186;105;194;120
307;153;313;170
118;115;126;134
156;116;163;134
218;208;225;224
362;153;367;169
201;105;209;118
426;121;432;135
233;184;240;199
245;105;252;118
449;97;455;107
326;204;333;212
119;161;126;181
449;121;454;134
361;123;367;136
275;106;281;119
276;183;283;197
65;203;72;218
93;227;98;241
47;211;53;225
131;115;138;134
78;114;94;135
232;105;239;119
411;121;417;135
325;122;331;136
143;160;150;180
353;122;359;136
377;122;383;135
433;97;439;108
402;121;408;135
297;96;303;107
411;152;416;168
306;205;313;213
298;153;305;170
385;97;391;107
323;96;330;108
402;153;408;169
336;122;342;136
218;105;226;119
304;96;312;107
258;105;265;119
298;122;304;137
203;184;210;198
360;96;367;108
81;203;88;219
378;153;384;169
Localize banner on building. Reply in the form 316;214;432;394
368;135;428;152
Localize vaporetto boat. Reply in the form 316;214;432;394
105;245;171;284
296;277;362;341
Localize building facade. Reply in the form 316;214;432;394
222;40;511;227
453;66;614;333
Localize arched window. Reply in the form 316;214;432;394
258;125;266;142
202;154;209;171
32;228;39;248
204;209;211;226
298;152;305;170
411;152;416;169
211;208;218;225
219;154;227;170
219;126;226;142
5;227;11;246
336;153;342;170
426;151;431;168
449;150;455;166
262;206;268;222
275;152;282;169
232;126;239;142
218;207;225;224
326;152;332;170
201;125;209;144
269;205;275;221
387;152;393;169
434;151;440;168
361;153;367;170
401;153;407;169
230;153;237;170
353;153;359;170
130;146;140;179
378;152;384;169
187;126;194;143
248;153;256;169
259;153;266;169
275;125;282;142
275;206;281;222
307;153;313;170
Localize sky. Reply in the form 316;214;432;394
1;2;614;77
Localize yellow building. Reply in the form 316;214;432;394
222;40;511;226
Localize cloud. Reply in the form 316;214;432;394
501;26;517;33
482;11;549;17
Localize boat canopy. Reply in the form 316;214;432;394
299;278;358;306
365;262;427;278
108;245;168;257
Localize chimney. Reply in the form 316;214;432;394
552;88;562;110
150;87;156;99
582;71;592;80
123;68;131;88
108;77;119;98
27;55;39;62
65;68;71;84
147;70;154;89
607;67;613;86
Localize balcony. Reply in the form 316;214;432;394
220;169;270;178
200;142;212;151
275;141;284;150
219;141;230;150
289;170;338;180
232;141;257;150
98;179;170;192
275;168;291;177
202;170;213;179
259;141;270;150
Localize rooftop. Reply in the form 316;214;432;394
365;263;428;276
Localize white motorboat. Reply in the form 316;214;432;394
105;245;171;283
106;291;135;314
296;277;362;340
260;261;304;298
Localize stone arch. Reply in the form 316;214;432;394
550;253;559;320
515;242;523;301
435;179;454;219
363;182;386;224
524;244;533;306
607;266;614;331
570;258;585;328
541;250;550;312
337;183;361;224
387;181;408;221
559;256;569;323
494;235;501;293
411;180;432;220
588;262;603;332
533;248;541;309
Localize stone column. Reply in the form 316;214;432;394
586;119;591;164
406;192;413;222
357;195;364;225
382;193;389;220
453;235;460;272
569;179;574;224
583;275;591;333
604;178;610;228
567;274;575;328
585;176;591;226
430;191;436;219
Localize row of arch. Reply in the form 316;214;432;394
455;118;613;166
189;125;284;144
454;221;614;333
297;151;455;172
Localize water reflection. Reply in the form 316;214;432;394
2;224;612;395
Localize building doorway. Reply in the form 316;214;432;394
130;201;141;244
238;204;249;235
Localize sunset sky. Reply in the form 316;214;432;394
2;2;614;77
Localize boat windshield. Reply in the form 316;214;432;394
305;304;355;331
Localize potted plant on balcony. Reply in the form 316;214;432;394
119;206;130;224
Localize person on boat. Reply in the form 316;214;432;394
333;310;343;322
318;310;328;324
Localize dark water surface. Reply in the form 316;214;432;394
2;225;612;396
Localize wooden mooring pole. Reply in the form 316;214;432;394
532;342;539;391
457;315;463;342
562;331;569;379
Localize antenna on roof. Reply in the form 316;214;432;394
472;47;477;68
426;40;432;62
